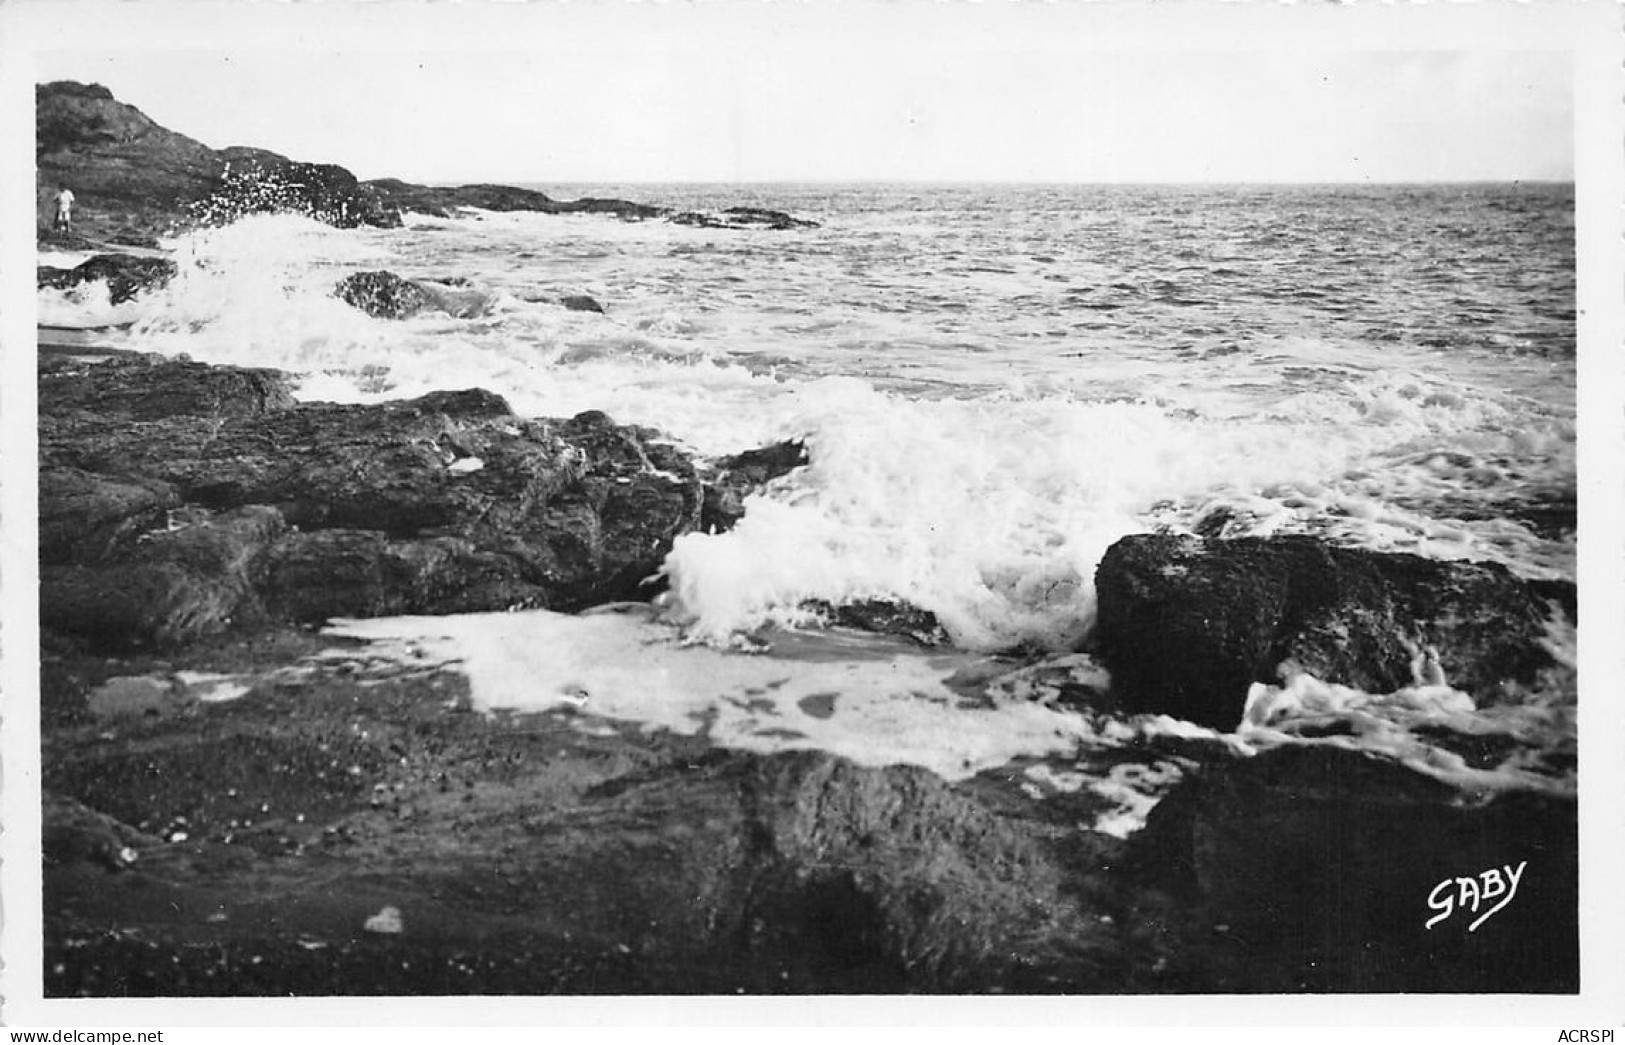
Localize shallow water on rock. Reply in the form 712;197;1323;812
318;601;1574;839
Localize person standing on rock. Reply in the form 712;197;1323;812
53;186;75;231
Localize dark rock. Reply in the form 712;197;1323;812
34;81;729;244
699;439;809;533
333;270;434;319
1133;745;1577;992
558;294;605;314
1092;534;1560;729
364;179;665;222
670;207;819;231
42;506;286;650
36;81;399;241
557;196;667;220
700;750;1112;988
45;689;1120;994
200;152;400;229
37;81;224;226
722;205;819;230
803;599;949;646
40;468;179;565
333;271;492;320
37;253;178;304
43;791;158;871
1528;577;1578;622
39;355;707;648
260;530;546;622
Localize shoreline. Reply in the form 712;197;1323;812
31;336;1579;995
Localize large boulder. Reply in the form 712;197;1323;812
1092;534;1564;729
333;271;492;319
1132;745;1577;992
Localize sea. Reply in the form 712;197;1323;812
38;182;1578;831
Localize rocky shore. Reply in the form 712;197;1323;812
36;80;817;250
36;344;1577;996
33;77;1578;998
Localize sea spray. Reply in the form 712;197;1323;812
656;374;1566;650
52;187;1573;658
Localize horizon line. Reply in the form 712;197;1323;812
403;176;1576;189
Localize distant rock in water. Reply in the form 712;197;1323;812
1092;533;1563;730
333;270;492;319
670;206;820;231
37;253;177;305
364;179;665;222
803;599;949;646
558;294;605;314
35;80;815;244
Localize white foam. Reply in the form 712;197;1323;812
321;605;1094;781
1236;660;1575;796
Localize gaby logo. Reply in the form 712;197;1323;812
1425;860;1527;932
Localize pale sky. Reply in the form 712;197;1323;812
22;2;1578;185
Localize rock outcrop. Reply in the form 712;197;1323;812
364;179;665;223
670;206;821;231
697;439;809;533
332;270;492;320
1092;534;1565;729
557;294;605;314
36;81;399;239
1131;745;1577;992
37;81;819;245
39;353;722;650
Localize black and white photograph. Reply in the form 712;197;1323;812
2;0;1621;1030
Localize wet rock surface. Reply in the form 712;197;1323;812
557;294;606;314
697;439;809;533
1130;745;1577;993
37;253;179;304
332;270;435;319
37;81;818;250
39;353;727;650
1093;533;1563;729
